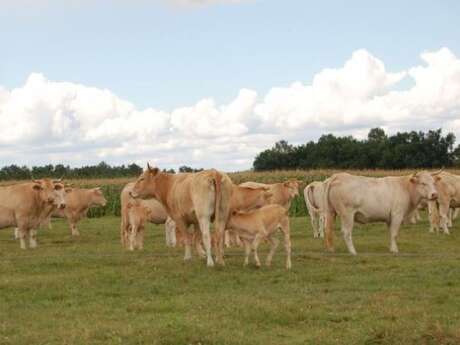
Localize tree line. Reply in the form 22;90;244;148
0;161;208;181
253;128;460;171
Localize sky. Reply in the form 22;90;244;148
1;0;460;171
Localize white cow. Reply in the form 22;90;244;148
323;171;439;255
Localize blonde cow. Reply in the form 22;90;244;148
45;187;107;236
323;171;440;255
304;180;327;238
239;180;300;210
226;204;291;269
428;172;460;234
120;182;176;250
0;179;66;249
130;165;232;267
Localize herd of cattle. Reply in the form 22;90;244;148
1;166;459;269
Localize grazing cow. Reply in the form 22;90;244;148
226;205;291;269
239;180;300;210
130;165;233;267
120;182;176;249
0;179;66;249
48;187;107;236
426;172;460;234
224;184;272;247
124;201;152;250
304;181;327;238
323;171;439;255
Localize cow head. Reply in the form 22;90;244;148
91;187;107;207
33;179;67;209
131;163;161;200
410;171;439;201
283;180;300;199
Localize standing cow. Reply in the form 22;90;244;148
427;172;460;234
48;187;107;236
130;165;232;267
323;171;440;255
239;180;300;210
0;179;66;249
120;182;176;249
304;180;327;239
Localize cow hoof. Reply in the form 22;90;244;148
206;261;215;267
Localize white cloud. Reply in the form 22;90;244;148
1;47;460;171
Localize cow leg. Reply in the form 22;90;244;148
281;219;292;269
14;228;20;240
310;210;320;238
29;228;38;248
265;236;279;267
340;213;357;255
448;208;453;228
318;214;325;238
243;239;251;266
128;225;137;251
176;220;193;261
197;217;214;267
18;228;28;249
194;232;207;259
252;232;265;268
165;217;176;247
438;200;450;235
427;201;440;233
69;220;80;236
388;217;403;254
224;230;231;248
136;226;144;250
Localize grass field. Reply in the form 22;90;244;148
1;213;460;345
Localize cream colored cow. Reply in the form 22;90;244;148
323;171;439;255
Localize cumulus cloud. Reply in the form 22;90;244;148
1;47;460;171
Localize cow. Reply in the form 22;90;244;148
180;184;272;251
226;204;291;269
120;182;176;249
426;172;460;234
46;187;107;236
304;180;327;238
323;171;440;255
239;180;300;210
124;201;152;251
0;179;66;249
130;165;233;267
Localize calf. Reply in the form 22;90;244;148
120;182;176;249
227;204;291;269
125;201;152;250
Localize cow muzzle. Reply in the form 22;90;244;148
430;192;438;200
129;191;138;199
59;203;66;210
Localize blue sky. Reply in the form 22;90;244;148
1;0;460;170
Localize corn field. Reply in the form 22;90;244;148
2;169;458;218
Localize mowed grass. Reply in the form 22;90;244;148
1;215;460;345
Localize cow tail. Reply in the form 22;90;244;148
213;171;225;261
323;177;336;252
304;184;320;213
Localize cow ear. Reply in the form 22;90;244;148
65;188;73;193
32;184;42;191
149;167;159;176
410;177;418;183
435;176;442;181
